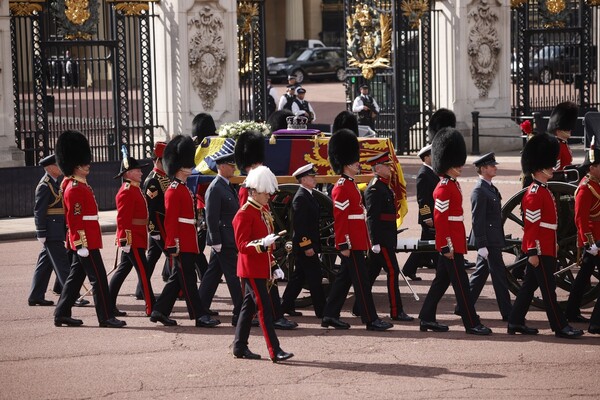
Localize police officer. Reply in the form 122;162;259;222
352;84;380;129
363;152;413;322
402;144;438;281
278;85;297;111
281;163;326;318
149;135;220;328
109;154;155;317
54;130;125;328
508;133;583;338
418;128;491;335
461;152;512;321
28;154;70;306
198;151;243;326
565;144;600;325
291;87;316;123
321;129;393;331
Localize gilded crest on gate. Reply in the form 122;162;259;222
346;3;392;80
51;0;99;39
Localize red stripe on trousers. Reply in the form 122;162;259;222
381;248;398;316
133;249;152;316
249;278;276;359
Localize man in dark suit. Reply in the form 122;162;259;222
402;144;439;281
29;154;71;306
281;163;326;318
461;153;512;321
198;151;243;326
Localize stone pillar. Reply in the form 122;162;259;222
286;0;304;40
154;0;239;140
0;1;24;167
436;0;520;153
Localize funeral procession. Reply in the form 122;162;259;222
1;0;600;398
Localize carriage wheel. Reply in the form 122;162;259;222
270;184;338;308
501;181;600;309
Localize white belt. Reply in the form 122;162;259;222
178;217;196;225
348;214;365;220
82;215;99;221
448;216;464;221
540;222;557;230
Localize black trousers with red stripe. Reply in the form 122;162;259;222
323;250;378;324
153;252;209;320
55;249;113;323
234;278;281;359
509;256;568;331
419;253;480;328
566;252;600;319
109;248;155;316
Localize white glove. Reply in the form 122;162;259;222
261;233;278;247
121;245;131;253
37;237;46;245
272;268;285;280
77;248;89;258
477;247;489;259
212;244;222;253
396;238;419;250
371;244;381;254
150;234;161;241
586;244;599;256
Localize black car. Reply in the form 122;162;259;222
525;44;597;84
268;47;346;84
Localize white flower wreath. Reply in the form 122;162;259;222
217;121;271;139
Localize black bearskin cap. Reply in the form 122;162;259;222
521;133;560;174
328;128;360;174
163;135;196;178
332;111;359;136
267;109;294;133
428;108;456;143
234;130;265;172
547;101;578;134
55;130;92;176
431;127;467;175
191;113;217;144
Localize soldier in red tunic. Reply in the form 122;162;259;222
109;154;155;317
418;128;491;335
508;133;583;338
321;129;393;331
149;135;220;328
548;101;578;171
566;143;600;332
232;166;294;362
53;130;126;328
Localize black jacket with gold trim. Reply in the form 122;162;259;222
292;186;321;253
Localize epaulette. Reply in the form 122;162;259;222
170;181;179;189
241;202;250;211
72;180;79;187
336;177;346;186
43;176;50;183
124;182;131;190
530;183;539;193
440;178;449;185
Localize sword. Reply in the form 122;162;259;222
77;246;120;301
398;268;419;301
554;264;576;276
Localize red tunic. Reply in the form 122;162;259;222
62;176;103;250
574;175;600;247
433;176;467;254
555;139;572;171
164;179;199;254
522;180;558;257
332;175;370;251
233;199;274;279
116;181;149;249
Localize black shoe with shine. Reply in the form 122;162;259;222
74;298;90;307
271;349;294;363
113;308;127;317
28;299;54;306
196;315;220;328
321;316;350;329
555;325;584;339
507;323;538;335
274;317;297;330
567;314;590;323
588;325;600;334
150;310;177;326
406;274;422;281
367;318;393;331
233;348;261;360
283;309;303;317
419;320;449;332
99;317;126;328
391;311;414;322
464;260;476;269
54;316;83;327
466;324;492;335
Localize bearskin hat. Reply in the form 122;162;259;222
328;128;360;174
547;101;578;134
234;130;265;172
191;113;217;144
55;130;92;176
332;111;359;136
428;108;456;143
163;135;196;178
431;127;467;175
521;133;559;175
267;109;294;133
